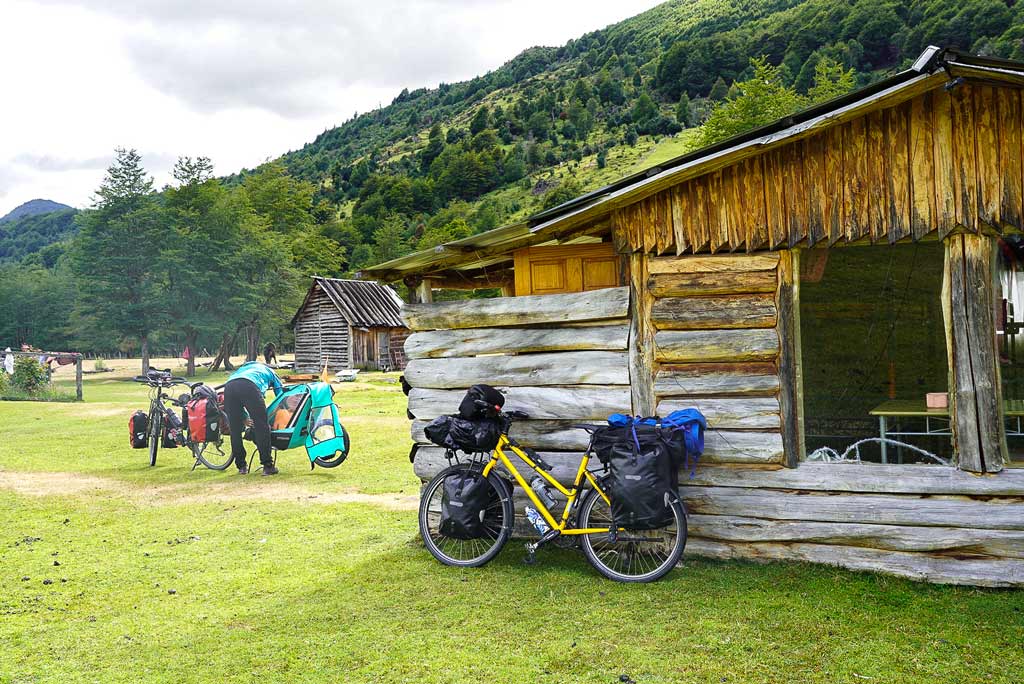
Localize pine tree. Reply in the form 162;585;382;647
420;123;445;171
709;76;729;101
70;149;165;373
676;92;692;127
469;106;490;136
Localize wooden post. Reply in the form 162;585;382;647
75;356;83;401
416;278;434;304
776;249;803;467
628;252;656;416
945;234;1007;473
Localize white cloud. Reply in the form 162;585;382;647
0;0;665;216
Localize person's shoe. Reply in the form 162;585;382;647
261;465;279;476
237;466;249;475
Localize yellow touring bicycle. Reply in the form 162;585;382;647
418;409;687;583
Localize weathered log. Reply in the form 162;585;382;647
402;286;629;330
412;420;597;451
657;398;781;430
403;324;628;359
687;462;1024;496
682;486;1024;530
776;249;802;468
628;252;656;415
651;294;777;330
404;351;629;389
648;253;780;275
654;363;779;397
649;270;777;297
688;514;1024;559
408;386;631;420
685;538;1024;587
655;329;779;363
701;431;785;464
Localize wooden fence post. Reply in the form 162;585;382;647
75;357;83;401
945;234;1007;473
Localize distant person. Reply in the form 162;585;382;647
3;348;12;375
263;342;278;366
223;361;283;476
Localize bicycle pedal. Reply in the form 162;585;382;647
523;543;537;565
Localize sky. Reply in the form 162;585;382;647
0;0;665;217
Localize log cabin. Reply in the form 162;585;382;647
362;48;1024;587
291;277;409;372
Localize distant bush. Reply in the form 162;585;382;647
0;369;9;394
94;358;107;372
12;356;47;394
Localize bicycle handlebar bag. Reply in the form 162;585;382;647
458;384;504;420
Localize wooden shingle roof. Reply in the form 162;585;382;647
291;278;405;329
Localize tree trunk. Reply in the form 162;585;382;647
246;321;260;362
210;332;238;372
185;330;198;377
141;336;150;375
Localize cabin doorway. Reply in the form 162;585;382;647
798;242;952;464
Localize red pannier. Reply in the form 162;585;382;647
186;386;222;443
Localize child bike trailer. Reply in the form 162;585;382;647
265;381;350;468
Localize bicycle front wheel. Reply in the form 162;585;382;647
148;409;162;467
192;440;233;471
419;465;513;568
578;489;686;583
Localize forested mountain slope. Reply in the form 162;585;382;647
261;0;1024;273
0;208;78;265
0;199;72;223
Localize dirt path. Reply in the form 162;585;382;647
0;469;419;511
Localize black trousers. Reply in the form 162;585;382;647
223;378;272;469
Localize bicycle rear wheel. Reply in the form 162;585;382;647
313;424;350;468
148;409;162;467
419;464;513;568
578;489;686;583
192;439;233;471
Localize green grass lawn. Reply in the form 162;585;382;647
1;366;1022;683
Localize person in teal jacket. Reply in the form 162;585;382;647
223;361;284;475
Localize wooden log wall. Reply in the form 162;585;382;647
293;286;350;373
649;252;785;465
403;286;633;503
611;84;1024;255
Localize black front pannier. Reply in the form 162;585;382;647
458;384;505;420
129;411;149;449
439;468;502;540
424;414;502;453
592;424;677;530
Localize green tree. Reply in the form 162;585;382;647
373;215;410;263
708;76;729;101
630;92;658;126
541;177;583;210
676;92;692;127
469;106;490;136
70;148;165;373
807;57;857;104
420;123;445;171
241;161;316;233
161;157;249;375
700;58;806;146
417;217;473;250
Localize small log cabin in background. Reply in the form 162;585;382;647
362;48;1024;587
291;277;409;373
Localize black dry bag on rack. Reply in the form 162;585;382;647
129;411;149;449
439;468;499;540
592;424;677;530
424;414;503;454
458;384;505;420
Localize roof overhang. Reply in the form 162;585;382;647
360;47;1024;283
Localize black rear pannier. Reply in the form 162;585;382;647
439;468;502;539
591;424;677;530
458;384;505;420
129;411;149;449
424;414;502;453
